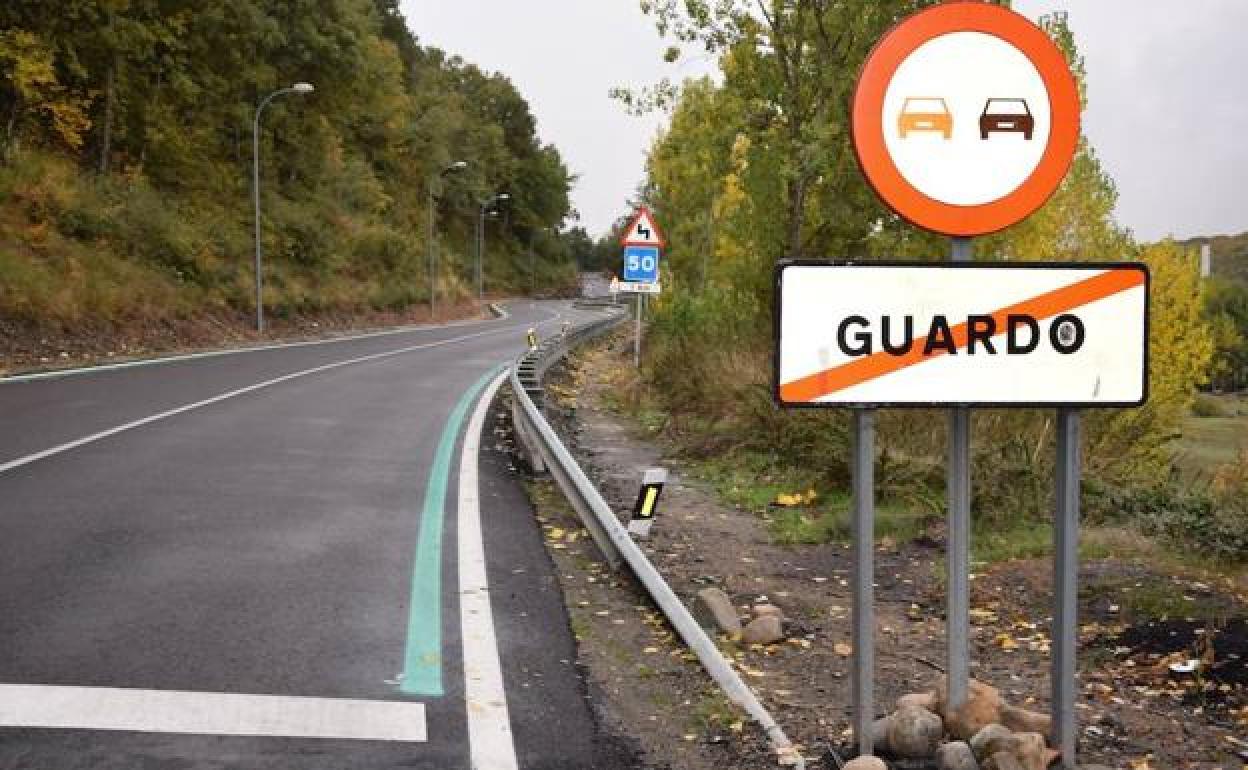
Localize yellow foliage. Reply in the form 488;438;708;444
0;30;92;151
1140;239;1213;415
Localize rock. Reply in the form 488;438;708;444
1000;704;1052;739
752;603;784;620
969;724;1016;762
871;716;894;754
693;588;741;635
887;705;944;758
1012;732;1047;770
741;615;785;644
936;741;979;770
897;691;937;712
983;751;1025;770
843;757;888;770
935;678;1004;740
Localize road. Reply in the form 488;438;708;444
0;301;635;769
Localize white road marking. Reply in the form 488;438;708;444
0;684;427;742
0;314;507;385
458;370;519;770
0;317;560;476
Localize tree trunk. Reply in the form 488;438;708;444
786;174;807;259
4;104;18;161
98;61;115;174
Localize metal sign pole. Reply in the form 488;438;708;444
1053;408;1080;768
851;408;876;756
634;293;642;368
947;236;972;714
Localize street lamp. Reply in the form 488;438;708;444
252;82;314;333
428;160;468;320
477;193;510;303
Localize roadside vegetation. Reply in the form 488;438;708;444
609;0;1248;567
0;1;586;354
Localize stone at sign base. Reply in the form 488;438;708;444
1012;732;1048;770
887;705;944;758
692;587;741;635
936;741;978;770
752;603;784;620
897;691;936;712
843;757;888;770
970;723;1016;762
936;678;1004;740
870;716;893;754
984;751;1026;770
741;615;785;645
1000;704;1052;739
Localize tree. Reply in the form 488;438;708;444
635;0;937;260
0;29;91;156
1204;278;1248;391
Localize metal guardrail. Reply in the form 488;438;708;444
508;308;804;769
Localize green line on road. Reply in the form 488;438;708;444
402;363;507;697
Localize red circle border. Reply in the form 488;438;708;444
851;2;1081;236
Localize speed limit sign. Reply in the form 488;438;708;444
623;246;659;283
851;2;1081;236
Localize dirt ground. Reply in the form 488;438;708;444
516;330;1248;769
0;299;493;376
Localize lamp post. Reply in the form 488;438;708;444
252;81;314;334
476;193;510;303
428;160;468;320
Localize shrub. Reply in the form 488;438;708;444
1191;394;1229;418
1097;457;1248;565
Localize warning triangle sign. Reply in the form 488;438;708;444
619;206;666;248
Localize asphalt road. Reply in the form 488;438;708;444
0;301;636;769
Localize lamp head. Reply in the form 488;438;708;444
292;82;315;94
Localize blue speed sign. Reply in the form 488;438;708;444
622;246;660;283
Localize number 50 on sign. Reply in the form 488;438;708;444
623;246;660;283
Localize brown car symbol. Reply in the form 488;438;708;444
898;97;953;139
980;98;1034;140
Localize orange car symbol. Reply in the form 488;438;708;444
898;97;953;139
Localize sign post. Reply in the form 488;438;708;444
947;236;973;715
619;207;666;369
1052;409;1080;765
635;294;643;368
776;262;1148;762
774;5;1132;764
850;408;875;756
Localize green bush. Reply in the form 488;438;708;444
1191;394;1229;417
1096;471;1248;564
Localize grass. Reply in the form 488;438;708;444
1173;393;1248;478
682;445;931;545
688;691;742;735
1081;573;1237;625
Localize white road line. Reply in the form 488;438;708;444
0;313;506;385
0;318;558;476
458;370;519;770
0;684;427;742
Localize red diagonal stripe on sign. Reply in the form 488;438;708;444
779;269;1145;403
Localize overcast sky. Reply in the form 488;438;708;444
406;1;1247;243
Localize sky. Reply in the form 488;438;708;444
406;1;1247;243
